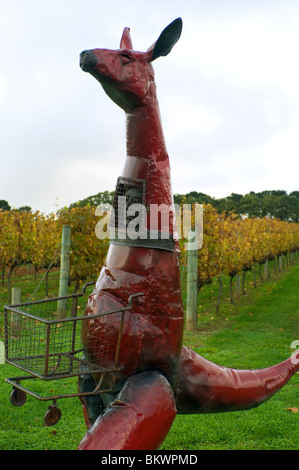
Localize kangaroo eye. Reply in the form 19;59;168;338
120;51;135;64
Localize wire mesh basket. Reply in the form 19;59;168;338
4;283;143;425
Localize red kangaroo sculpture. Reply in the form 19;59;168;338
78;19;299;450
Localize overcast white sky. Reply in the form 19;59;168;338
1;0;299;213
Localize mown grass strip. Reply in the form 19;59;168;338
0;264;298;450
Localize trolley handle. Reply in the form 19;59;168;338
82;282;96;295
127;292;144;308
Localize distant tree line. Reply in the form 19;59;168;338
2;189;299;222
68;189;299;223
0;200;32;212
69;191;115;209
173;190;299;222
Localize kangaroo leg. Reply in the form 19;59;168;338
78;371;177;450
176;346;299;414
78;373;120;428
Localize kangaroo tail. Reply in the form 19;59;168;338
175;346;299;414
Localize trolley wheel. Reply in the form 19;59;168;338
44;405;62;426
10;388;27;407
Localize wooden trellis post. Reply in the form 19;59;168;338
186;232;198;331
57;224;71;319
11;287;21;337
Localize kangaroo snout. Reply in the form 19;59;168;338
80;50;98;71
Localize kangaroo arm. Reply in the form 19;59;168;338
175;346;299;414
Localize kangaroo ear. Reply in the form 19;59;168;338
147;18;182;62
120;27;133;50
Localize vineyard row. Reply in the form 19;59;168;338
1;204;299;296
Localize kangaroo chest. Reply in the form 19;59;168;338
110;155;177;252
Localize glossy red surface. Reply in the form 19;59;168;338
78;371;177;450
176;346;299;413
83;248;184;391
78;19;299;450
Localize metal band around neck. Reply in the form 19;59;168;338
110;229;176;252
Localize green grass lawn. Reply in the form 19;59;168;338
161;264;299;450
0;262;298;450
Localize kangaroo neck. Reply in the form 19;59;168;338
116;89;177;251
123;97;173;208
126;95;168;162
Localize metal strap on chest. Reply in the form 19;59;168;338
109;176;175;252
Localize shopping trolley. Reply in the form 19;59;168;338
4;282;143;425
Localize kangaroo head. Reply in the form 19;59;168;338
80;18;182;112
